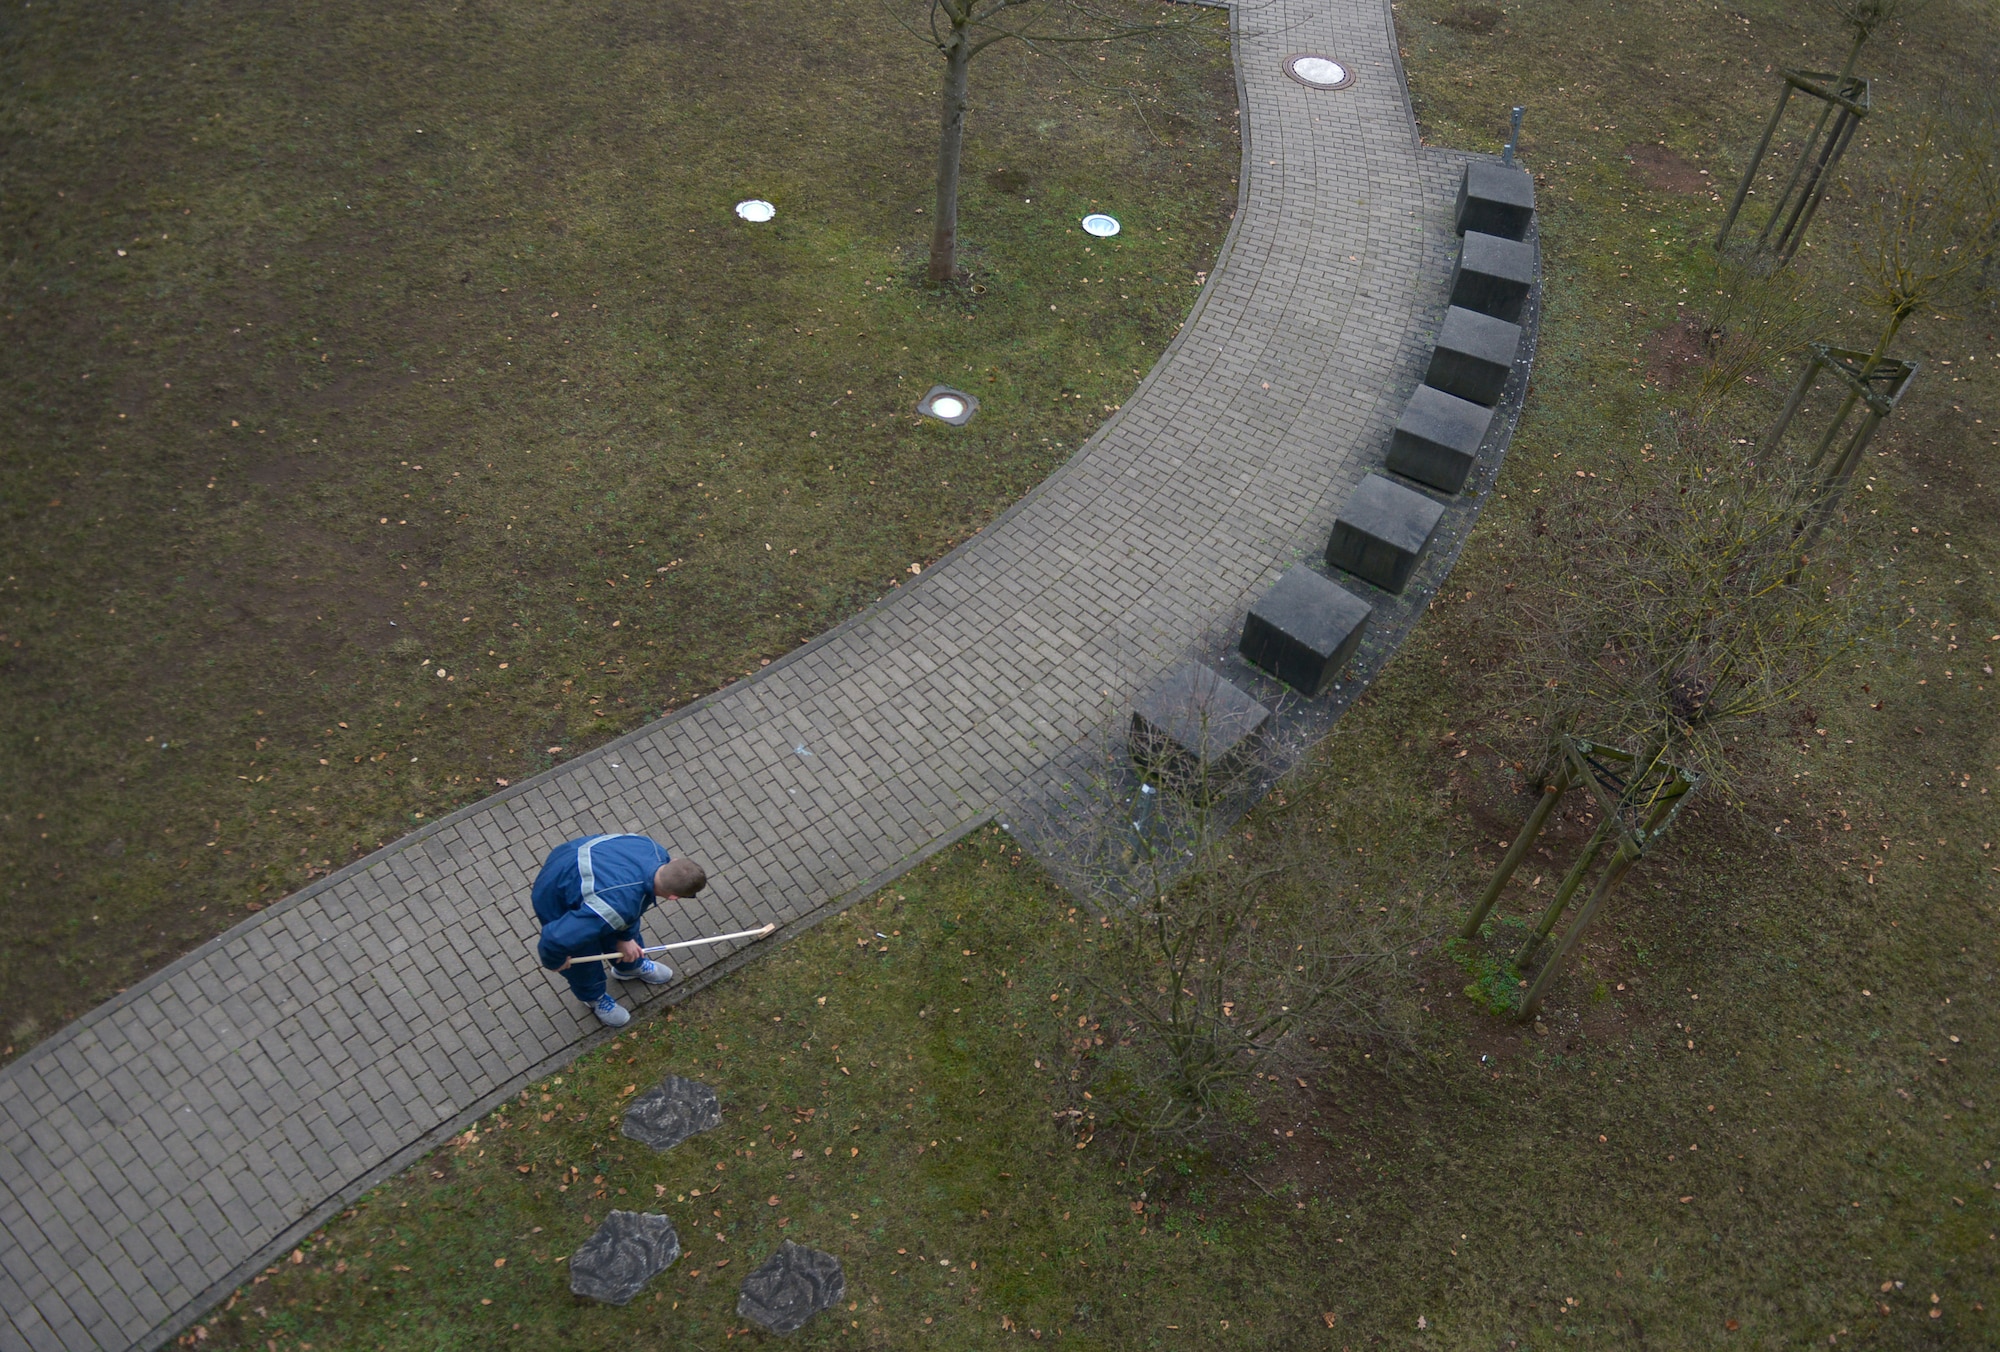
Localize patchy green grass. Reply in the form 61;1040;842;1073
0;0;1240;1053
169;0;2000;1346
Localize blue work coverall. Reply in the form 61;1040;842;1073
532;834;674;1002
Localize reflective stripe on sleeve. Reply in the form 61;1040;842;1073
575;834;629;932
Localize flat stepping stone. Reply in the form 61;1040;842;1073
737;1239;846;1336
1131;663;1271;771
569;1210;681;1305
1387;384;1493;494
1448;230;1535;323
1325;474;1445;594
1239;566;1371;697
621;1075;722;1152
1424;305;1521;408
1454;160;1535;240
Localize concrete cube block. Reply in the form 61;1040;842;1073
1448;230;1536;322
1239;567;1373;696
1325;474;1445;593
1424;306;1521;407
1454;161;1536;240
1387;384;1493;494
1132;664;1270;771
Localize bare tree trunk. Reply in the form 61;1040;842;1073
928;31;973;285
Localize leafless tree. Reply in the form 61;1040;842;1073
887;0;1221;284
1841;91;2000;382
1023;704;1422;1155
1492;419;1891;802
1689;256;1830;422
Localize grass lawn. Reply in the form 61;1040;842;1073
0;0;1241;1054
105;0;2000;1346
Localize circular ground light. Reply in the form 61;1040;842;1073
1080;213;1121;238
917;385;978;426
1283;54;1354;90
735;199;776;223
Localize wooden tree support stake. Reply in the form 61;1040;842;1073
1458;736;1700;1022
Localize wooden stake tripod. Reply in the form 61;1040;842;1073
1459;737;1699;1021
1715;69;1870;267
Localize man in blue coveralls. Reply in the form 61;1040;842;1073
532;833;708;1027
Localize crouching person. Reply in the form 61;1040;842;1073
532;833;707;1027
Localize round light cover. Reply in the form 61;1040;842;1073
1283;54;1353;90
917;385;978;426
734;199;776;223
1080;213;1121;238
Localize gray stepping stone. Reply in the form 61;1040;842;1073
737;1239;846;1336
1325;474;1445;594
1239;566;1371;697
1131;663;1271;773
1387;384;1492;494
1424;306;1521;408
1454;160;1535;240
1448;230;1535;323
569;1210;681;1305
621;1075;722;1152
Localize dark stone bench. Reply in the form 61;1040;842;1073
1238;566;1372;696
1448;230;1536;323
1424;306;1521;407
1454;161;1536;240
1325;474;1445;594
1387;383;1493;494
1132;663;1271;770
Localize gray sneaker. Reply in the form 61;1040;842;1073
587;994;632;1027
613;959;674;986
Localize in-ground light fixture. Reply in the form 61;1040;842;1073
1080;213;1121;238
735;199;776;223
1283;53;1354;90
917;385;978;425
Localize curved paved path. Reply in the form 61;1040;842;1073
0;3;1501;1348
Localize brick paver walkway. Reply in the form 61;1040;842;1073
0;3;1501;1347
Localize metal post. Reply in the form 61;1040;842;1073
1131;781;1158;846
1502;106;1525;166
1460;770;1572;940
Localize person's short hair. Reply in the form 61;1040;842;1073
656;858;707;897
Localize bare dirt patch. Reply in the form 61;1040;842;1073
1641;316;1713;390
1437;5;1505;34
1625;142;1712;194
